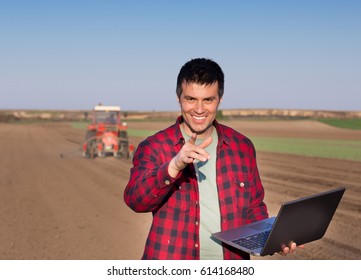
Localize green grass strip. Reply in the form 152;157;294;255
126;128;156;138
126;130;361;162
71;122;361;162
71;122;89;129
316;118;361;130
70;122;156;137
251;137;361;162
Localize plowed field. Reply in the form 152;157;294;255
1;120;360;260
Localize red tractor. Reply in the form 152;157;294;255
82;105;133;159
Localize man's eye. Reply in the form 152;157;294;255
204;98;214;104
185;98;196;103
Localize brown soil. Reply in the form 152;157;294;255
1;120;360;260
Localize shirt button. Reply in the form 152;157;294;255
239;182;245;187
195;221;199;225
195;243;199;248
165;180;170;185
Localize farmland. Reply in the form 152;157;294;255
0;118;360;260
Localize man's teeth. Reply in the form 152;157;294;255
193;116;205;120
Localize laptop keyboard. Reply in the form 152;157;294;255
232;230;271;250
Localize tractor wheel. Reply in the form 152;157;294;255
85;130;96;140
89;141;97;159
119;130;128;139
118;141;130;159
98;151;106;158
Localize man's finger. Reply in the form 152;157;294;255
188;133;197;144
199;136;213;149
289;242;297;253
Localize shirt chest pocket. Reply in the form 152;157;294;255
234;174;254;216
166;184;191;213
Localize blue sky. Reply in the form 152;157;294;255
1;0;360;111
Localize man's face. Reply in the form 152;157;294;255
178;81;221;139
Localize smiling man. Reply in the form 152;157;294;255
124;58;298;260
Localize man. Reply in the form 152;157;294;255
124;58;299;259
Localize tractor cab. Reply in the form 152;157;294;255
93;105;120;124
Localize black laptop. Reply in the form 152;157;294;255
211;187;346;256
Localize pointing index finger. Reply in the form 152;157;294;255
188;133;197;144
199;136;213;149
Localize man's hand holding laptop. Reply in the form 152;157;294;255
279;242;305;256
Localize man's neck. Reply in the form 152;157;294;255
180;122;215;140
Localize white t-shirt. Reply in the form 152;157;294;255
181;127;223;259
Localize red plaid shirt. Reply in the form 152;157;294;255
124;116;268;259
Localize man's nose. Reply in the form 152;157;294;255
194;101;205;113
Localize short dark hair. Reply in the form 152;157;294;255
176;58;224;98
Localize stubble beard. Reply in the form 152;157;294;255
182;118;214;138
